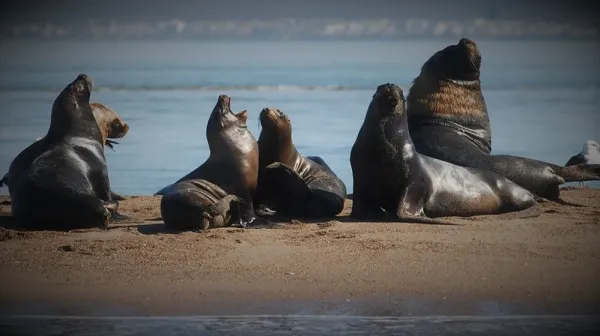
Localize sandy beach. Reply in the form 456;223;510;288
0;188;599;317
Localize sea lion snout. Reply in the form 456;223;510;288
458;38;474;46
217;95;231;107
111;120;129;138
259;107;286;127
374;83;404;104
74;73;93;93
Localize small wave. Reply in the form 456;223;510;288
0;84;370;93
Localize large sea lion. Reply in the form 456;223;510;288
350;83;539;223
406;38;600;200
254;107;347;218
10;74;118;230
0;102;129;201
159;95;259;230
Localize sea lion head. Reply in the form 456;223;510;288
91;102;130;139
422;38;481;82
206;95;249;141
259;107;291;140
90;102;130;149
47;74;97;140
214;94;247;126
369;83;406;119
53;73;93;113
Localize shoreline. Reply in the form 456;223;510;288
1;188;599;317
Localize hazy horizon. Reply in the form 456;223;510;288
2;0;599;23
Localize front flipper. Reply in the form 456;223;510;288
0;173;7;188
264;162;312;216
349;181;387;221
306;156;332;172
394;186;456;225
110;191;127;201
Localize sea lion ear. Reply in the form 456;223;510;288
236;110;248;123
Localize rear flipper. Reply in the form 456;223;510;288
160;192;244;231
553;163;600;182
396;215;459;226
263;162;312;217
205;194;246;230
495;203;543;220
396;205;458;226
533;195;586;208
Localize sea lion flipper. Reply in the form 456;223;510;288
306;156;332;171
155;184;173;196
264;162;312;207
110;191;127;201
397;216;458;226
207;194;247;229
495;203;543;220
553;163;600;182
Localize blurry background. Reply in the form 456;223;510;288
0;0;598;195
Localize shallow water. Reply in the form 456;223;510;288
0;39;599;195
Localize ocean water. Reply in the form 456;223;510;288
0;39;599;195
1;314;600;336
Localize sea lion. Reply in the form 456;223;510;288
254;107;347;218
90;102;130;151
350;83;539;223
0;102;129;201
90;102;130;200
159;95;259;230
406;37;600;200
10;74;118;230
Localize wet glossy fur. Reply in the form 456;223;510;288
407;38;600;200
2;101;130;201
158;95;259;231
11;74;117;230
254;107;347;218
350;83;539;223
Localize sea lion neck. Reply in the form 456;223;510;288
258;126;297;165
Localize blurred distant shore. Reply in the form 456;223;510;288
1;18;598;41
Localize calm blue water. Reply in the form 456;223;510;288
0;40;599;195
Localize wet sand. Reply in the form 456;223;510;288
0;188;599;317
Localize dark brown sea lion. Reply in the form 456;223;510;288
407;37;600;201
158;95;259;230
10;74;118;230
350;83;540;223
0;102;129;201
254;107;347;219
